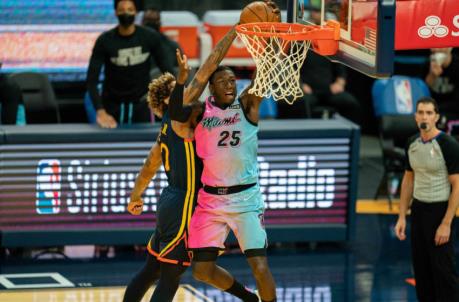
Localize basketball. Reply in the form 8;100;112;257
240;1;279;24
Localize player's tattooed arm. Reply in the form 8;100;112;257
183;25;238;105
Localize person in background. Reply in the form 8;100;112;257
395;97;459;302
425;48;459;120
277;4;361;123
142;5;183;76
86;0;174;128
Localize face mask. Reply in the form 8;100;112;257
117;13;135;27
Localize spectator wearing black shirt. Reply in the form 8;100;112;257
86;0;174;128
142;6;182;76
425;48;459;120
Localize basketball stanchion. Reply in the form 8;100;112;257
236;21;340;104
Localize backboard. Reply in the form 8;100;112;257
287;0;395;78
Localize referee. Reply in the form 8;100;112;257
395;97;459;302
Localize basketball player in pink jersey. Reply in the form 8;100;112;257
168;3;280;301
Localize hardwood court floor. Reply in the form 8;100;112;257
2;200;458;302
0;285;211;302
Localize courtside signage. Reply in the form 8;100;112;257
1;138;351;232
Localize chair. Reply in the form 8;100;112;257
372;75;430;208
0;104;26;125
259;95;278;119
84;91;97;124
10;72;60;123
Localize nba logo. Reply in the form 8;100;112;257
36;159;62;214
394;79;413;114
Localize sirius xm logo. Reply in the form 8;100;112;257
35;154;337;215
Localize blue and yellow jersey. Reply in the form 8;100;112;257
158;111;203;192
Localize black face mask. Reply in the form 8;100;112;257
117;13;135;27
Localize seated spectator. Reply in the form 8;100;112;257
277;6;361;124
142;6;182;78
0;70;22;125
424;48;459;120
277;48;361;123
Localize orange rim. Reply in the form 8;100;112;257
236;20;340;41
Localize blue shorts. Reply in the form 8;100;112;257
148;186;196;266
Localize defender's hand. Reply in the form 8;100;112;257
127;197;144;215
176;48;190;85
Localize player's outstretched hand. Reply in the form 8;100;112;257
176;48;190;85
264;0;281;22
127;198;144;215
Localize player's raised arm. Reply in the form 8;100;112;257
169;49;193;122
175;0;281;107
183;25;239;105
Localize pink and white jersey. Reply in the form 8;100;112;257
195;96;258;187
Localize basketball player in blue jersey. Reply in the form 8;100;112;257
122;7;262;301
168;3;280;301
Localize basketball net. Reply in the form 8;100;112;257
236;21;340;104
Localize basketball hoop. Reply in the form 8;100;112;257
236;21;340;104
